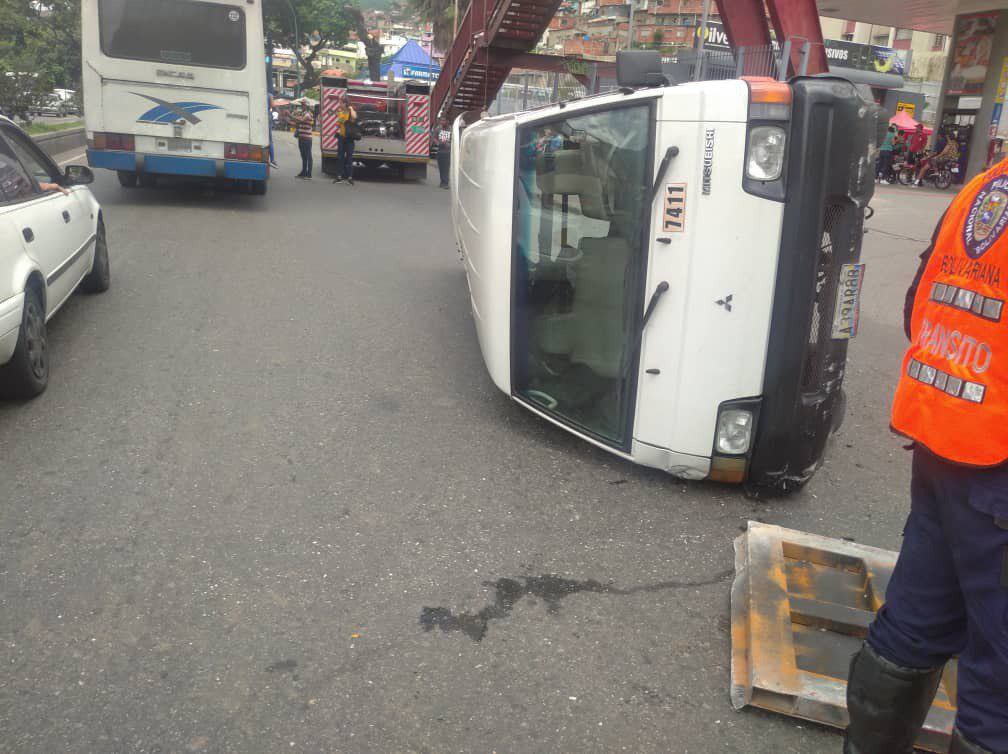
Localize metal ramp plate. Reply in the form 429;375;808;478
731;521;958;753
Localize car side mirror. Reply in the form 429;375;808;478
64;164;94;186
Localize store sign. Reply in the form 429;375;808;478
824;39;908;75
897;101;917;117
400;64;440;81
693;21;731;52
949;12;998;95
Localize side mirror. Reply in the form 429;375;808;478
617;50;667;88
64;164;94;186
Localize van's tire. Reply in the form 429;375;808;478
138;173;156;188
831;388;847;434
322;157;339;176
117;171;138;188
0;286;49;400
249;179;267;196
81;219;111;294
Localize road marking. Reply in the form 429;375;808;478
57;151;87;166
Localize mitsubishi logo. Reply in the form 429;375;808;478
716;295;734;312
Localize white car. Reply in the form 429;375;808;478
0;116;109;399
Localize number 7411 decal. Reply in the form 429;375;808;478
662;182;686;233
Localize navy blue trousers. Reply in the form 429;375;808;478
337;137;354;180
868;449;1008;751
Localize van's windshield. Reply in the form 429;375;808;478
98;0;247;70
512;103;652;447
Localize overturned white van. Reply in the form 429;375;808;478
453;53;877;492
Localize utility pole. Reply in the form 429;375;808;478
626;0;635;50
695;0;711;81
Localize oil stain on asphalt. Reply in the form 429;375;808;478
420;571;733;642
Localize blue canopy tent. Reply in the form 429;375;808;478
380;40;441;83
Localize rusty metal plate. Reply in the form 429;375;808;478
731;521;958;753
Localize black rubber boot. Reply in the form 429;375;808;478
843;642;945;754
950;728;993;754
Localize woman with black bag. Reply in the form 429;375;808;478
333;101;359;186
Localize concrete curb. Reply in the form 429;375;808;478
33;127;86;159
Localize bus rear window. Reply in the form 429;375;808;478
99;0;247;70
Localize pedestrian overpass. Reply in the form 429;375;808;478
432;0;834;121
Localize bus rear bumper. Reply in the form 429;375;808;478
87;150;269;181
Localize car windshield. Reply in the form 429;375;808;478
98;0;247;70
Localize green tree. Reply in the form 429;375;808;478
265;0;389;87
408;0;467;54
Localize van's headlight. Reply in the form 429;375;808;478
716;409;754;455
747;126;787;182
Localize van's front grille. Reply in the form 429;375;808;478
801;203;853;393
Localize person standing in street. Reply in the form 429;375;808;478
877;125;896;182
843;160;1008;754
292;106;314;179
332;100;358;186
434;115;452;189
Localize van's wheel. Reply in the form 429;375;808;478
117;170;138;188
0;286;49;400
322;157;339;176
81;218;111;293
249;179;267;196
138;173;156;188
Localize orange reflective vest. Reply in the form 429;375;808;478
892;163;1008;467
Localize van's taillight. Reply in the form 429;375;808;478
744;77;792;121
225;144;266;162
94;132;135;151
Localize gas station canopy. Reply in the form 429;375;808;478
815;0;1006;34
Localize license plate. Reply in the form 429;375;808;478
831;263;866;339
168;138;192;152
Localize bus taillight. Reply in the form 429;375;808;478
93;132;135;151
225;143;266;162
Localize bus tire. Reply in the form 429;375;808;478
322;157;339;176
117;171;138;188
139;173;156;188
250;180;267;196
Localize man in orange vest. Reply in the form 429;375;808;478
844;164;1008;754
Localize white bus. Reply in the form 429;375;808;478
81;0;270;194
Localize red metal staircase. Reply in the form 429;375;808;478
431;0;829;121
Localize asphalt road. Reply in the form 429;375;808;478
0;135;955;753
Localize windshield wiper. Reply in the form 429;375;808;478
642;281;670;329
650;146;680;204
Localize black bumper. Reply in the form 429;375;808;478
747;77;877;492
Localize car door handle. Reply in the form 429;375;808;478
62;210;71;223
22;227;34;243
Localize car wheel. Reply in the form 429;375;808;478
81;219;111;294
0;286;49;400
118;170;138;188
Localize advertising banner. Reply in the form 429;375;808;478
949;12;998;95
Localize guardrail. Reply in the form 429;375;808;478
32;127;86;159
